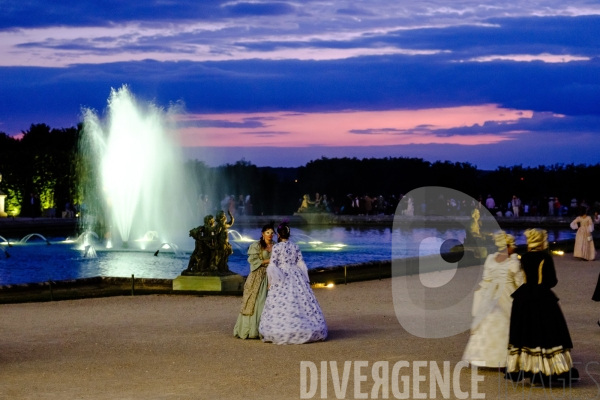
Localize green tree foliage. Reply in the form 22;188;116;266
0;124;79;216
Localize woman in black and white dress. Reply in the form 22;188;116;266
259;221;327;345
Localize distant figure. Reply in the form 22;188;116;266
228;196;237;216
220;195;230;212
314;193;322;208
244;195;253;216
570;207;595;261
65;201;74;218
363;194;373;215
511;195;521;217
548;197;555;216
403;196;414;216
554;197;561;216
237;195;245;216
485;195;495;211
570;198;578;216
321;194;329;212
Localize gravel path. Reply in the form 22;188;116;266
1;256;599;399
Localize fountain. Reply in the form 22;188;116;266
79;86;194;249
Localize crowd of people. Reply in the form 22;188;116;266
295;192;600;220
298;193;407;215
197;194;253;218
483;194;599;218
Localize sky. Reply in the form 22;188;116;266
0;0;599;168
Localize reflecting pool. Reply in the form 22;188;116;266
0;226;576;285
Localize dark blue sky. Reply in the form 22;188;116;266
0;1;599;168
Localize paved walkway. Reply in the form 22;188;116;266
1;256;599;399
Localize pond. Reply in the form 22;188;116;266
0;226;576;285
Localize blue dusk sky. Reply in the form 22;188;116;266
0;0;599;168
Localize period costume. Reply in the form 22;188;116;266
233;241;271;339
593;272;600;302
259;241;328;344
463;233;523;367
571;215;595;261
506;229;578;384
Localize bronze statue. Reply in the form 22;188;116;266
183;214;216;275
213;210;234;273
182;210;235;276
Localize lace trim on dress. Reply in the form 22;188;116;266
506;346;572;376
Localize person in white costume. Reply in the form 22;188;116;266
462;231;524;368
259;221;328;345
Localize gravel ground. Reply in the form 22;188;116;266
1;256;599;400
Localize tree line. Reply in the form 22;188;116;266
0;123;598;217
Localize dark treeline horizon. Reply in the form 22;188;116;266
1;123;600;216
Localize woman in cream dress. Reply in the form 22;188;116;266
571;207;595;261
463;232;523;368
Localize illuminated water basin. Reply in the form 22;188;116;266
0;227;576;285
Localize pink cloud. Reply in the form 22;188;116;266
174;105;534;147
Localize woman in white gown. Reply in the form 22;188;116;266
462;231;524;368
259;221;328;344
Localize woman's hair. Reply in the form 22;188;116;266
580;206;588;216
277;220;291;242
259;220;275;249
524;228;548;251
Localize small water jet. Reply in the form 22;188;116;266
155;242;183;257
20;233;51;245
83;245;97;258
77;231;99;243
0;235;12;247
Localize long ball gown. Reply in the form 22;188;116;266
593;270;600;304
571;216;595;261
506;250;578;383
462;252;523;367
259;241;328;344
233;241;271;339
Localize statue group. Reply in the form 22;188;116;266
183;210;235;276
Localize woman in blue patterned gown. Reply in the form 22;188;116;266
259;221;328;344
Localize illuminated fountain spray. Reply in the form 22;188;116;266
80;86;192;248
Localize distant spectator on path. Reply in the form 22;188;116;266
363;194;373;215
570;198;578;216
511;195;521;217
485;194;496;211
